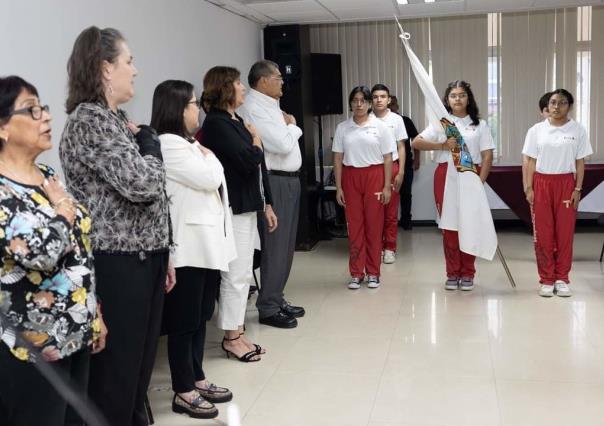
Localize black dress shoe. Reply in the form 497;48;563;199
281;301;305;318
259;311;298;329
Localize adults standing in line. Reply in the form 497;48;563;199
238;60;305;329
370;84;407;264
201;66;276;362
523;89;592;297
151;80;236;419
60;27;174;425
389;95;420;230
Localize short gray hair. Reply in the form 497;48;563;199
248;60;279;88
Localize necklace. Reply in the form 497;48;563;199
0;159;44;185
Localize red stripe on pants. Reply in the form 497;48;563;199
433;162;476;279
532;172;576;285
383;160;400;251
342;164;385;278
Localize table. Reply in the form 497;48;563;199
486;164;604;226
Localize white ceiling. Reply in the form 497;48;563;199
206;0;604;25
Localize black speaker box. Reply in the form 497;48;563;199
310;53;343;115
263;25;318;250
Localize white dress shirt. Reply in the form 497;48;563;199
332;116;393;167
522;118;592;174
419;115;495;164
238;89;302;172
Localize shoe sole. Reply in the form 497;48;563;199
460;285;474;291
539;292;554;297
367;283;380;288
348;285;361;290
383;259;395;264
172;403;218;419
445;285;458;291
556;292;572;297
258;319;298;328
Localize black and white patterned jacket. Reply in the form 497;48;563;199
59;103;170;254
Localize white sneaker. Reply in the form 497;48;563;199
367;275;381;288
383;250;396;264
539;284;554;297
554;280;572;297
348;277;362;290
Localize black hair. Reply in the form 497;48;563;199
548;89;574;106
348;86;372;111
0;76;39;121
0;76;39;147
443;80;480;126
151;80;195;138
248;60;279;88
371;84;390;96
539;92;551;112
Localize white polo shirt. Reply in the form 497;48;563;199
522;118;592;174
332;116;393;167
371;110;407;162
418;115;495;164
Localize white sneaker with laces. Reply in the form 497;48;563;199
367;275;380;288
539;284;554;297
383;250;396;264
348;277;362;290
554;280;572;297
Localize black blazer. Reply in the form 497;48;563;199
201;108;273;215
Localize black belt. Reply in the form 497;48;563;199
268;170;300;177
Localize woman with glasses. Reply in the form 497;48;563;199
412;80;494;291
333;86;393;289
0;76;106;426
522;89;592;297
60;27;173;425
151;80;235;419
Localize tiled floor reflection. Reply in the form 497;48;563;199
148;226;604;426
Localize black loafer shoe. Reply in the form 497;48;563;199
259;311;298;329
281;301;305;318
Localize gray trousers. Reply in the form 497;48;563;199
257;174;301;318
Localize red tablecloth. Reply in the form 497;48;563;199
486;164;604;226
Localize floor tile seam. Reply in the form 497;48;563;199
366;291;408;426
241;334;303;422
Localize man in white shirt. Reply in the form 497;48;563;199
371;84;407;264
238;60;304;329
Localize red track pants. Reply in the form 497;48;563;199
433;162;476;279
342;164;385;278
383;160;400;252
532;172;576;285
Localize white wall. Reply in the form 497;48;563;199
2;0;262;171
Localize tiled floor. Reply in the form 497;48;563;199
148;226;604;426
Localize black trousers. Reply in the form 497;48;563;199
0;345;90;426
89;252;168;426
164;267;219;393
399;166;414;226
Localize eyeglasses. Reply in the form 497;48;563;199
448;93;468;100
8;105;50;120
350;99;368;105
548;100;569;107
188;99;201;108
269;75;284;82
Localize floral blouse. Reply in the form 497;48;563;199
0;164;99;362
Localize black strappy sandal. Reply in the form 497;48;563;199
221;336;260;362
239;331;266;355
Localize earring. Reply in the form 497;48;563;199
108;83;114;96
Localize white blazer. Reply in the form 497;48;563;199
160;133;237;271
